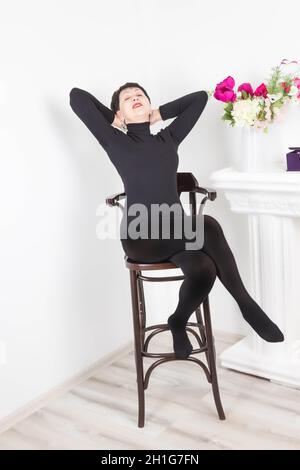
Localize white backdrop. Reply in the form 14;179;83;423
1;0;299;421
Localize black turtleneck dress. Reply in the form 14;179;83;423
69;87;208;263
69;87;284;358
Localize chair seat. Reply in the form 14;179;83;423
124;255;178;271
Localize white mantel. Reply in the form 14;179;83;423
210;166;300;388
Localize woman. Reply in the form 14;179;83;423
69;82;284;359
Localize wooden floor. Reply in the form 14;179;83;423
0;330;300;450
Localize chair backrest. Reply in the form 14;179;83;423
176;172;199;196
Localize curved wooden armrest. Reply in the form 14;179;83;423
191;186;217;201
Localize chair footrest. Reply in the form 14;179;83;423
142;345;208;358
144;321;205;333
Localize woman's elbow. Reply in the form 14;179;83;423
70;87;79;102
198;90;208;103
69;87;84;112
196;90;208;111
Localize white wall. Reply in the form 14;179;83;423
1;0;299;422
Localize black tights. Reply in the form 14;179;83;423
167;214;284;359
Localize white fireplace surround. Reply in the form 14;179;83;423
209;167;300;388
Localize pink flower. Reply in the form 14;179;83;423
237;82;254;97
253;83;268;98
214;76;237;103
294;77;300;98
294;77;300;88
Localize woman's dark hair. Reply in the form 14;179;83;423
110;82;151;115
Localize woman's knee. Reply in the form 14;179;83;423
187;252;217;287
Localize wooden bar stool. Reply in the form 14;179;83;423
106;172;226;427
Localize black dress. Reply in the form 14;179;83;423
69;87;284;355
69;87;208;262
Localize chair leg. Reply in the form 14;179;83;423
129;269;145;427
202;296;226;421
137;271;146;347
195;306;210;366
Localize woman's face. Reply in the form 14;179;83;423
116;87;151;124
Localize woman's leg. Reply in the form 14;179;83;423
200;214;284;342
167;249;217;359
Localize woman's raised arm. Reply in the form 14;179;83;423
69;87;117;150
158;90;208;147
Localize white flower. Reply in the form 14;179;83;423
231;98;261;127
268;92;283;103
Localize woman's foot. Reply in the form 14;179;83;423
167;314;193;359
239;295;284;342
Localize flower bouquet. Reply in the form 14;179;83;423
209;59;300;134
208;59;300;172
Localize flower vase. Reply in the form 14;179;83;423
235;126;261;172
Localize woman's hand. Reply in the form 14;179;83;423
112;114;124;129
149;108;162;125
